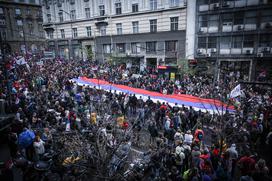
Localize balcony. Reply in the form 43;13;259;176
242;48;254;55
199;27;208;33
258;47;271;53
261;22;272;30
231;48;242;54
244;24;257;31
247;0;259;6
210;3;220;11
220;49;231;54
222;25;232;32
197;48;207;56
95;17;108;27
221;1;234;8
199;5;209;12
208;26;218;33
235;0;246;7
233;24;244;31
207;48;217;56
43;24;55;32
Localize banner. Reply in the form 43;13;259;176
36;61;44;66
170;72;175;80
16;57;27;65
230;84;241;98
71;77;235;113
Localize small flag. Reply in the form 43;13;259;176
230;84;241;98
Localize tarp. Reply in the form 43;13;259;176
71;77;235;113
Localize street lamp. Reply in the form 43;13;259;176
59;9;73;60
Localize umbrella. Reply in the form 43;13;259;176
18;130;35;149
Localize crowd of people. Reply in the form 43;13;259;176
0;55;271;181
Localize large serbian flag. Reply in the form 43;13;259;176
71;77;234;113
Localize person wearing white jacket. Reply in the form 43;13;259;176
33;136;45;161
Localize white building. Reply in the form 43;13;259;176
42;0;187;72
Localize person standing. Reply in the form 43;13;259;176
33;135;45;161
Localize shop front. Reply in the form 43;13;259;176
157;65;179;80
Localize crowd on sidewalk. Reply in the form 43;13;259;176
0;55;271;181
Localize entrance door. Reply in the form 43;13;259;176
146;58;157;69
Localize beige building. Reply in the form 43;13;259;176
0;0;45;54
42;0;187;68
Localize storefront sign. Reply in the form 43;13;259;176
170;72;175;80
157;65;167;69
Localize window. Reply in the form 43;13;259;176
132;21;139;33
16;19;23;26
72;28;77;38
0;19;5;26
85;8;90;18
99;5;105;16
26;9;31;15
37;10;42;17
170;17;178;31
221;13;232;25
150;0;157;10
243;35;254;48
208;15;219;27
132;3;138;12
60;29;65;38
150;19;157;32
244;11;257;25
261;10;272;23
116;23;122;35
116;43;125;53
115;3;122;15
259;34;272;47
15;8;21;15
220;37;231;49
0;7;3;14
38;24;43;31
198;37;206;48
170;0;179;7
165;41;177;52
208;37;217;48
232;36;242;48
234;12;244;25
199;15;208;29
86;26;92;37
103;44;111;53
47;14;51;22
146;42;156;52
0;30;6;40
70;10;76;20
59;12;63;22
131;42;141;54
100;26;106;35
47;32;53;39
28;23;33;35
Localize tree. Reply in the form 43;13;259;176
82;46;93;61
178;58;195;76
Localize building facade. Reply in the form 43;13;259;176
187;0;272;81
42;0;187;69
0;0;46;54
